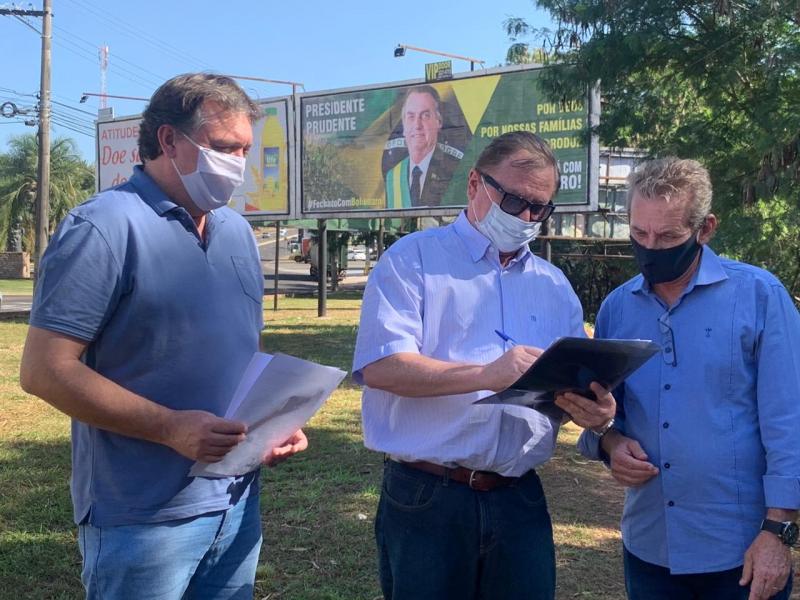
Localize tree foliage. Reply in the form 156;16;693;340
0;134;93;252
507;0;800;206
506;1;800;303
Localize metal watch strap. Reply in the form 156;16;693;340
591;417;615;437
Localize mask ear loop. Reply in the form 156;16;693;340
468;173;492;224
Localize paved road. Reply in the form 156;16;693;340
1;295;33;313
0;232;369;315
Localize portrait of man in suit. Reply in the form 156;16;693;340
384;85;463;208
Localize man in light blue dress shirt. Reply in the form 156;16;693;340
566;157;800;600
354;131;616;600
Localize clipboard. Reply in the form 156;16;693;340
474;337;660;412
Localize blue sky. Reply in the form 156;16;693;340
1;0;553;162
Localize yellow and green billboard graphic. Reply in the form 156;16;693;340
300;68;589;213
231;100;291;215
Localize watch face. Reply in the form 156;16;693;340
785;522;799;546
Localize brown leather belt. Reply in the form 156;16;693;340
398;460;518;492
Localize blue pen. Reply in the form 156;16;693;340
494;329;518;346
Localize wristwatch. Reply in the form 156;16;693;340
591;417;615;437
760;519;799;547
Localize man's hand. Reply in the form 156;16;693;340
602;430;659;487
163;410;247;463
263;429;308;467
481;345;543;392
740;531;792;600
554;382;616;430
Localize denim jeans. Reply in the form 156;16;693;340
78;492;262;600
376;460;555;600
624;546;793;600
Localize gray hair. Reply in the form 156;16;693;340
401;85;442;120
475;131;560;190
626;157;712;230
138;73;260;161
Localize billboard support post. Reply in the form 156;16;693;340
273;221;280;311
377;219;384;260
317;219;327;317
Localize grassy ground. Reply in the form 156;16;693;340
0;279;33;295
1;296;797;599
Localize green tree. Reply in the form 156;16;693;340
505;1;800;206
0;134;94;252
505;1;800;303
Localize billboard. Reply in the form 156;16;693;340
300;66;596;217
230;98;292;216
95;99;292;217
96;115;141;192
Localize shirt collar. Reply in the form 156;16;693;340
128;165;179;217
631;244;728;295
409;147;435;176
452;210;533;266
128;165;226;223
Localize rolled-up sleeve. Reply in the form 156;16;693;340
757;283;800;509
352;241;424;385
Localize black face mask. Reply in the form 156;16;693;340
630;234;702;285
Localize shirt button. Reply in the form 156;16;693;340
668;501;675;507
663;422;670;429
664;463;671;469
665;347;673;353
664;384;671;390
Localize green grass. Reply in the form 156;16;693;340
0;279;33;295
1;297;798;599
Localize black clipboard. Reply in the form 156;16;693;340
474;337;660;413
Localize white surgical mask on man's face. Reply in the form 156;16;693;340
171;132;246;212
474;179;541;253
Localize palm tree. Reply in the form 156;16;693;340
0;134;94;252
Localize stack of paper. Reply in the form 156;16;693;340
190;352;346;478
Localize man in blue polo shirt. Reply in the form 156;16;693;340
20;73;307;599
561;157;800;600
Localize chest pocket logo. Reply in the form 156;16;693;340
231;256;263;304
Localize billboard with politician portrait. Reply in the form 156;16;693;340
300;66;595;216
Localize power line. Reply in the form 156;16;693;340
51;110;94;130
4;15;157;92
50;119;93;138
51;99;96;117
49;35;156;92
61;0;214;71
53;23;166;87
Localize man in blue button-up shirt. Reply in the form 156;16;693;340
355;131;617;600
566;157;800;600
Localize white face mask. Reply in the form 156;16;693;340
474;180;541;252
171;132;246;212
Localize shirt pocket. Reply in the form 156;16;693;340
231;256;263;305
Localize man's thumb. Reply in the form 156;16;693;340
628;440;649;461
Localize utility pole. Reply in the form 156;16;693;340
1;2;52;284
35;0;52;285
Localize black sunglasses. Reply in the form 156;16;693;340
478;171;555;222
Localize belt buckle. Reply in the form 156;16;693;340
468;469;485;491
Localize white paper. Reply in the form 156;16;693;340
190;352;346;478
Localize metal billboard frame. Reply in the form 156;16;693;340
296;63;600;220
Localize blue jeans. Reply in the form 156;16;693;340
624;546;793;600
376;460;555;600
78;492;262;599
